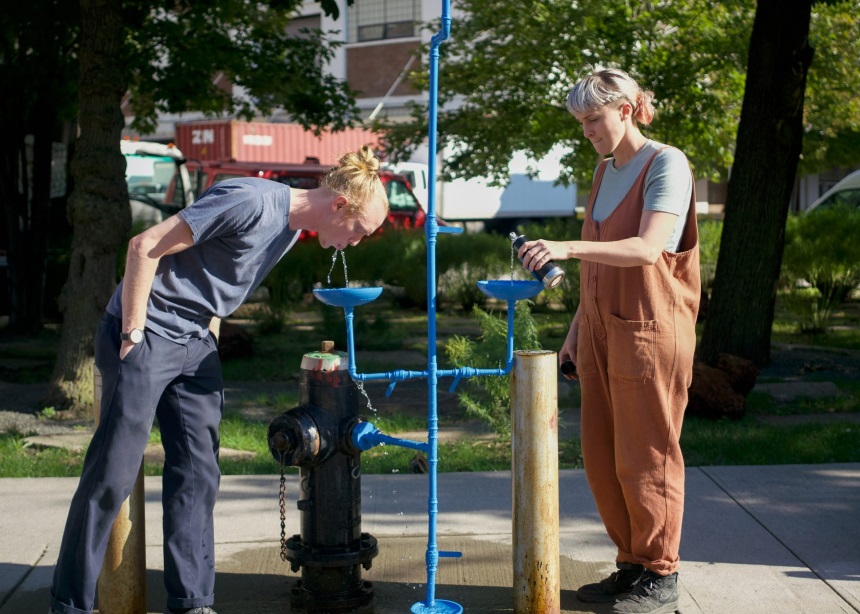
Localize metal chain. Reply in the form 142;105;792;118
278;453;288;562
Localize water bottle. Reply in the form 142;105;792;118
510;233;566;289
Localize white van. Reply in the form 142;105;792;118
806;170;860;213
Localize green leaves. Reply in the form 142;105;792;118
783;205;860;312
381;0;859;185
124;1;360;134
445;301;542;436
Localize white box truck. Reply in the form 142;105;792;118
385;143;577;233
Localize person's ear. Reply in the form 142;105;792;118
332;194;349;213
620;101;633;122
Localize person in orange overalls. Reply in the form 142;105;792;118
518;68;700;614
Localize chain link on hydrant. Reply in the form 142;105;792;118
279;454;289;562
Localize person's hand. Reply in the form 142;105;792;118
559;319;579;381
119;340;135;361
517;239;568;271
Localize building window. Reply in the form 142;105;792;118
348;0;420;43
285;14;322;39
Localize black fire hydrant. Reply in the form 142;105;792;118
267;342;378;613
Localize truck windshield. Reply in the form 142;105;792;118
125;154;178;205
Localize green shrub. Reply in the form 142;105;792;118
317;301;406;351
698;219;723;293
264;240;330;308
444;301;542;436
262;220;582;314
782;205;860;332
435;232;514;310
518;217;583;242
778;287;832;335
254;304;288;336
541;259;580;314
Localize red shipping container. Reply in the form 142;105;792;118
174;120;382;166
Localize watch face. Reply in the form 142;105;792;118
129;329;144;344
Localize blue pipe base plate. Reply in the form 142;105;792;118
410;600;464;614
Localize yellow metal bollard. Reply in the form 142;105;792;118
93;366;147;613
511;350;560;614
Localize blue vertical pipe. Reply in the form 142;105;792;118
422;0;451;610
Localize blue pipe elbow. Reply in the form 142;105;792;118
351;421;381;452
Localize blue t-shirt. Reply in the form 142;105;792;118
107;178;300;342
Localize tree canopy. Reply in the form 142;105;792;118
382;0;859;367
382;0;859;186
4;0;358;411
122;0;358;134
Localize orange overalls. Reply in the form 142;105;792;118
576;150;700;576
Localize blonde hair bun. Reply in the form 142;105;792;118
322;145;388;215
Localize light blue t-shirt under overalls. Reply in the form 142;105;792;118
107;178;300;342
591;140;693;253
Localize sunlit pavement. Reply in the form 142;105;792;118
2;465;859;613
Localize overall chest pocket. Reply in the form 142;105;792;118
606;314;657;382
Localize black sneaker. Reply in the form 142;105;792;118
576;562;644;603
611;570;679;614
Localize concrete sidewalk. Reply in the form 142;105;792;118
1;464;859;614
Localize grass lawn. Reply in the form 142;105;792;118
1;294;859;478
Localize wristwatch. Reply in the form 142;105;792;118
121;328;144;344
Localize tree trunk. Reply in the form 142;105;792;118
47;0;130;412
699;0;814;367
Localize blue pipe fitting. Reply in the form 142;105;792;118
350;420;429;454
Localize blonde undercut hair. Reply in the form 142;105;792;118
566;68;656;126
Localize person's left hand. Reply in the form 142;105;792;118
119;340;135;361
518;239;568;271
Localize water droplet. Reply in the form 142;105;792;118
354;380;377;414
340;249;349;285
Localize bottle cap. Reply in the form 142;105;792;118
542;266;566;289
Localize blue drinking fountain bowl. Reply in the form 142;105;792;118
312;287;383;308
476;280;544;301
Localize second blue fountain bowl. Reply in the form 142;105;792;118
476;280;544;301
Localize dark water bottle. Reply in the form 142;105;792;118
510;233;566;289
560;360;577;377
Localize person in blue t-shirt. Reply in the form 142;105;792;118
49;146;389;614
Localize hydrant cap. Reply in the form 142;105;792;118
301;345;350;372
